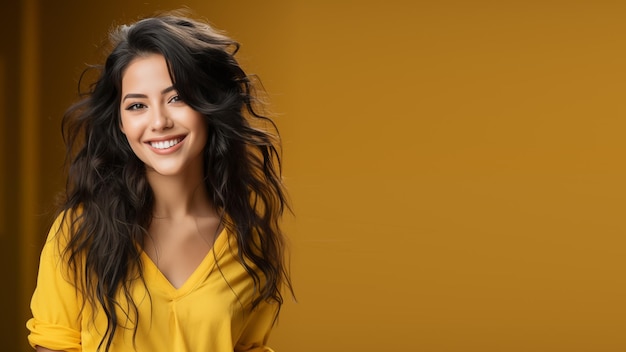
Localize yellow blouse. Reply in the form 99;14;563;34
27;214;278;351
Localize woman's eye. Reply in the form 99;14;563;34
168;95;181;104
125;103;146;111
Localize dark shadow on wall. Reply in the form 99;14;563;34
0;1;28;350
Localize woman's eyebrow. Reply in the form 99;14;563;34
122;86;176;102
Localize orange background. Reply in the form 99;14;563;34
2;1;625;351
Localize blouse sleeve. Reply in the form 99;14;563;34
234;299;280;352
26;214;82;352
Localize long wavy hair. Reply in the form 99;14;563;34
58;13;292;351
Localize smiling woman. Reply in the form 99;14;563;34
26;12;293;352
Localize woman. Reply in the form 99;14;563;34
27;13;292;352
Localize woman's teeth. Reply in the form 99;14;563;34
150;138;181;149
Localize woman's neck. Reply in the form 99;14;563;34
146;170;214;220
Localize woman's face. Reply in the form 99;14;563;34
119;54;207;179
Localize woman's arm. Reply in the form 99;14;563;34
27;213;82;352
235;300;280;352
36;347;64;352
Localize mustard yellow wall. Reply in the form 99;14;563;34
7;0;626;351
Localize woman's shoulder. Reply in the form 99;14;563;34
44;207;84;247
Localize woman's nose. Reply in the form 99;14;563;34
150;106;173;130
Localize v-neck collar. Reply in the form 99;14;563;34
140;227;229;299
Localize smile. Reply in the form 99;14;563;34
150;138;182;150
